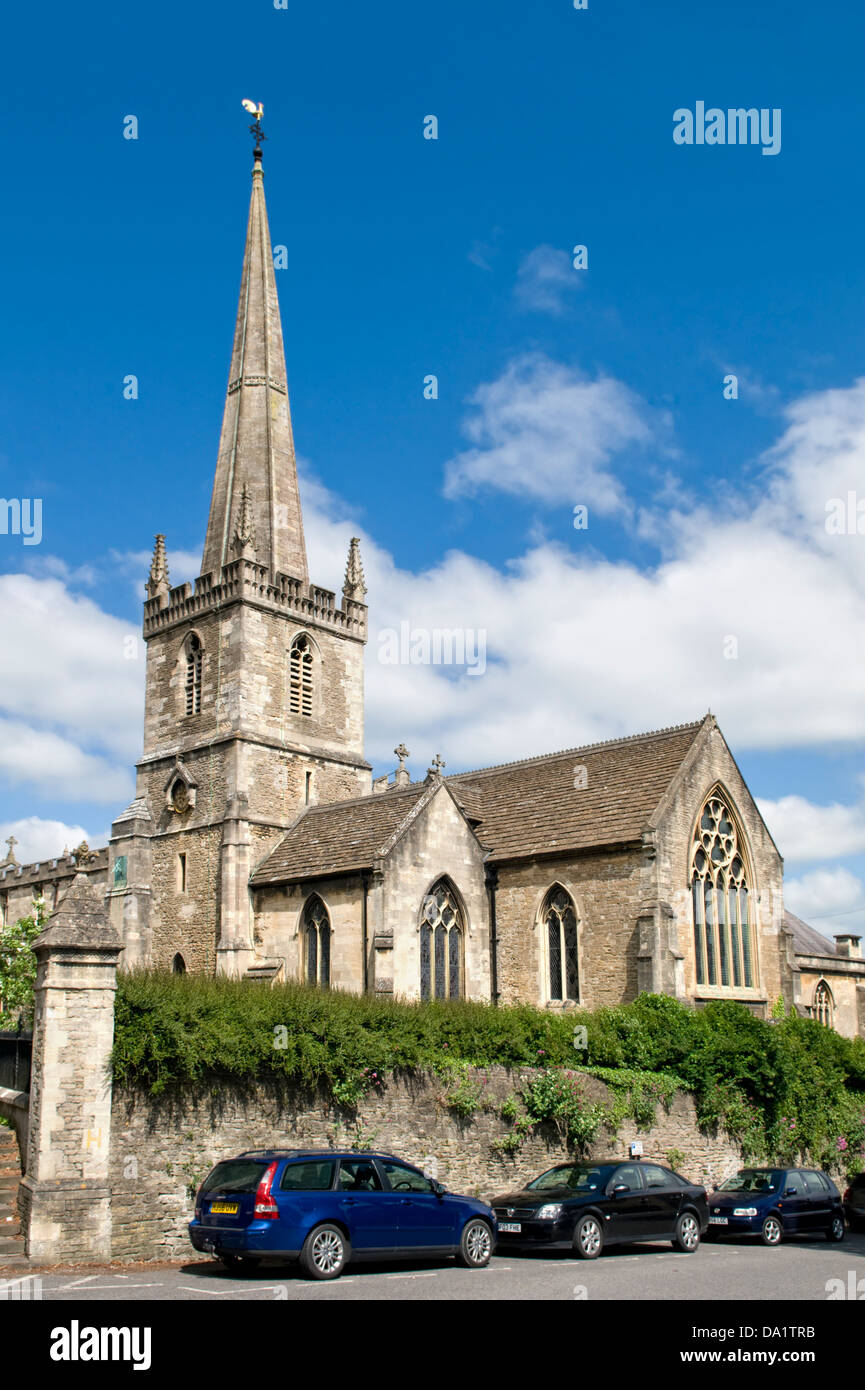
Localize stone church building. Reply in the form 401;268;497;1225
2;145;863;1038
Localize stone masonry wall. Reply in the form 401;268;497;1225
108;1066;744;1262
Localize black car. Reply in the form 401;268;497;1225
843;1172;865;1231
705;1167;845;1245
491;1159;708;1259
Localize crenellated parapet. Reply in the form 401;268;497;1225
143;558;368;641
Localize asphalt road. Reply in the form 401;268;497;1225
12;1228;865;1302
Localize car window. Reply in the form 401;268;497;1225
280;1160;336;1191
800;1171;827;1195
643;1164;675;1189
338;1160;382;1192
611;1165;644;1193
718;1170;780;1194
526;1165;612;1192
200;1160;269;1195
380;1160;434;1193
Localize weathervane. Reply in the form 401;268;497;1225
241;99;266;154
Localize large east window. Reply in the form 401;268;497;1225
420;879;463;1000
691;793;757;988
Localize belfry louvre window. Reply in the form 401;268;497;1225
420;880;463;1001
185;634;203;715
290;634;314;716
303;894;331;987
691;794;757;989
543;887;579;1003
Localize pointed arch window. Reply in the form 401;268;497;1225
172;953;186;975
813;980;834;1027
290;633;314;717
185;634;203;715
691;793;757;989
543;887;580;1003
303;894;331;987
420;880;463;1001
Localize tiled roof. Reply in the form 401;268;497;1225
252;719;707;884
251;785;429;884
785;909;838;958
449;720;706;863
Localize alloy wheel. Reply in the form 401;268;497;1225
312;1228;344;1275
678;1214;700;1251
577;1217;602;1257
464;1220;492;1265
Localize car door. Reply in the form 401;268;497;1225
378;1159;459;1250
801;1170;831;1233
334;1158;400;1252
640;1164;682;1238
778;1171;810;1234
604;1164;650;1242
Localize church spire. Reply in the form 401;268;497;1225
146;533;170;603
342;536;367;602
201;139;308;585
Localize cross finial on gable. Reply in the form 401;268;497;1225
4;835;17;865
428;753;446;777
394;743;410;770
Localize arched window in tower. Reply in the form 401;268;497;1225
303;894;331;987
691;793;757;989
813;980;834;1027
419;880;463;1001
543;887;580;1003
185;634;203;715
290;633;314;717
172;953;186;975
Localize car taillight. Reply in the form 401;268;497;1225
254;1161;280;1219
843;1187;852;1203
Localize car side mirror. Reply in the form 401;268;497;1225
432;1180;446;1197
611;1184;629;1197
785;1186;798;1196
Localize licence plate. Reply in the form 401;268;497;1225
210;1202;239;1215
499;1222;522;1233
709;1216;728;1225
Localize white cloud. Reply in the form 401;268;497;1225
442;354;661;508
514;245;583;315
0;718;133;802
783;867;865;934
110;544;203;597
0;816;104;866
756;793;865;862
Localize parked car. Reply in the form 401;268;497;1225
490;1159;708;1259
843;1172;865;1231
705;1167;845;1245
188;1149;497;1279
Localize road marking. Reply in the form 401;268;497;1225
385;1271;439;1280
54;1282;163;1292
57;1275;98;1289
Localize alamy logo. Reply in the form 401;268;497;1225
673;103;781;156
50;1321;152;1371
0;498;42;545
377;623;487;676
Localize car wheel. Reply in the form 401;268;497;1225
300;1223;350;1280
220;1255;261;1275
760;1215;782;1246
458;1218;493;1268
826;1214;846;1243
672;1211;701;1253
573;1214;604;1260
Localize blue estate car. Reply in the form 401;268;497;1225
706;1167;846;1245
188;1149;497;1279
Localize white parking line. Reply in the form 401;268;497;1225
385;1271;439;1280
57;1275;98;1289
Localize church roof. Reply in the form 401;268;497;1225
252;719;707;884
785;909;838;958
251;784;429;884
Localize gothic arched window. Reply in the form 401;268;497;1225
185;634;203;715
543;887;580;1003
420;880;463;1001
290;633;314;717
172;953;186;974
691;793;757;989
813;980;834;1027
303;894;331;987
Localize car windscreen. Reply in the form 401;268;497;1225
200;1160;269;1196
717;1170;782;1194
526;1164;614;1192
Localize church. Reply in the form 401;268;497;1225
3;141;863;1039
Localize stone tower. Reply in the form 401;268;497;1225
107;140;371;976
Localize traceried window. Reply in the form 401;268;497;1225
813;981;833;1027
290;633;314;717
543;887;580;1003
185;634;203;715
691;793;757;989
420;880;463;1001
303;894;331;987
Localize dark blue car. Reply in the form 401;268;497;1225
706;1166;845;1245
188;1149;497;1279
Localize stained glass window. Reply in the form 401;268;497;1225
419;880;463;1000
813;981;833;1027
543;888;579;1002
302;894;331;986
691;795;756;989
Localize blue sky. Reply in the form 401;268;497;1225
2;0;865;939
